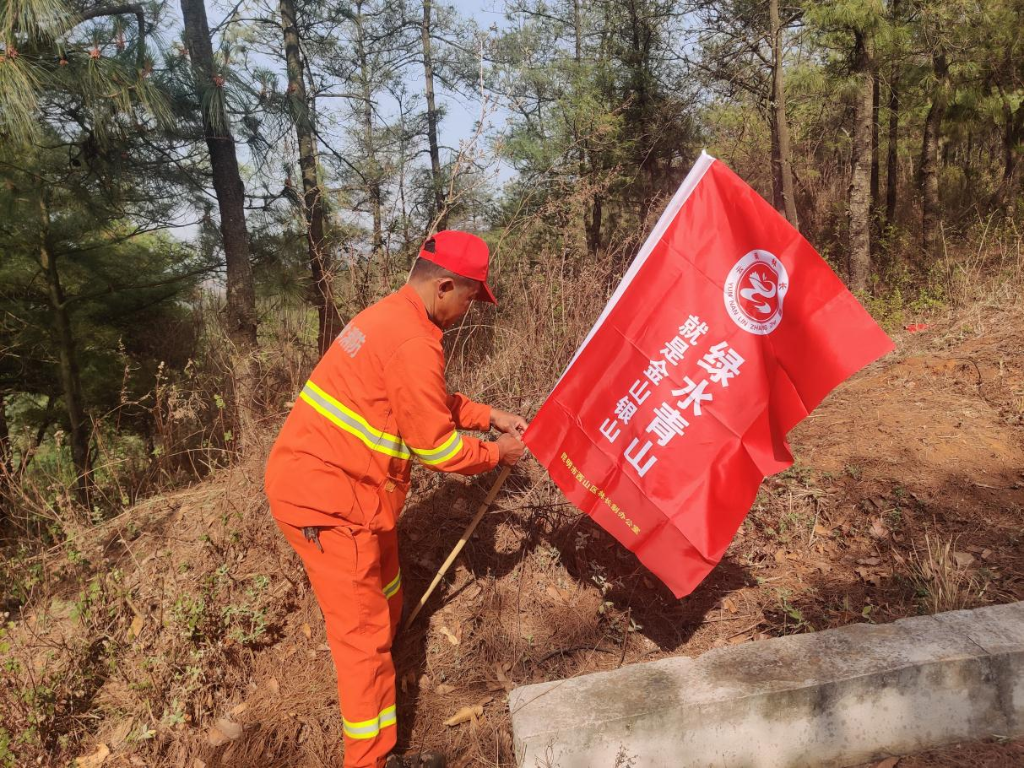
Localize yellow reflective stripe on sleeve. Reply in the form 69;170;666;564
383;569;401;599
300;381;411;460
343;705;397;740
410;430;464;466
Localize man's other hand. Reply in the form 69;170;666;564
491;408;528;437
496;433;525;466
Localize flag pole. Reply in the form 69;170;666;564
405;464;513;628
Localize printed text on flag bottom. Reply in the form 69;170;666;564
560;452;640;536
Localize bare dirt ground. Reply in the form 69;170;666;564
3;301;1022;768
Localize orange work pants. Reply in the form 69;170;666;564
276;519;402;768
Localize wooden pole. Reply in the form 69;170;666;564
405;465;513;628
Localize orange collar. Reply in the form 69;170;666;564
398;283;443;340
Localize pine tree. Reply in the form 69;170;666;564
179;0;260;447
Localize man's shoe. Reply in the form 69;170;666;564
417;751;445;768
384;751;446;768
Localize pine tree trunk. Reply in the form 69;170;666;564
421;0;445;230
585;196;603;258
884;0;901;229
870;67;881;226
180;0;259;448
39;195;93;505
848;31;873;293
573;0;601;257
769;0;799;228
885;67;900;227
353;2;383;277
994;100;1022;218
280;0;343;356
920;50;948;261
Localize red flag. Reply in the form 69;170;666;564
523;153;894;598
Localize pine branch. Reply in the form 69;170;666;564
72;4;148;68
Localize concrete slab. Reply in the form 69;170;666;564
509;602;1024;768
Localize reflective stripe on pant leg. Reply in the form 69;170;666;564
274;520;397;768
378;527;402;639
343;704;397;739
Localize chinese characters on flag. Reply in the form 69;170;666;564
523;152;895;598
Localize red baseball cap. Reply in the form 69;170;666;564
418;230;497;305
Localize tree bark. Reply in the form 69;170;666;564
919;49;948;262
180;0;259;447
848;30;873;293
769;0;799;228
870;66;880;226
574;0;602;257
994;97;1023;218
421;0;446;230
280;0;343;356
885;63;900;227
354;1;383;274
39;195;93;505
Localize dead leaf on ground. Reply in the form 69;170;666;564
300;623;312;639
546;584;573;603
266;677;280;696
774;548;787;563
435;683;456;695
444;705;483;727
857;557;881;566
193;760;207;768
439;626;460;646
74;743;110;768
128;615;144;641
869;518;888;538
873;757;899;768
105;718;134;749
813;523;832;536
953;551;975;568
856;567;883;586
722;597;738;614
207;718;243;747
229;702;248;717
728;634;750;645
487;663;514;692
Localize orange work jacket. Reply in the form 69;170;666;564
265;284;499;530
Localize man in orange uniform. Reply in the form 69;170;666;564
265;230;526;768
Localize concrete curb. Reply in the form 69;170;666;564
509;602;1024;767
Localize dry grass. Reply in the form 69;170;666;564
904;534;989;615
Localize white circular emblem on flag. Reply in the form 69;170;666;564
723;250;789;335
